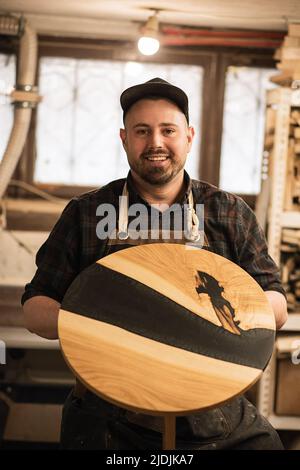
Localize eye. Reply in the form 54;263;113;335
163;128;176;136
136;128;149;136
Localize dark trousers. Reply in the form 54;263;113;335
60;389;284;450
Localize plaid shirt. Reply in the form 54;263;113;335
21;171;285;305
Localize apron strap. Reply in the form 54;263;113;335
117;181;200;242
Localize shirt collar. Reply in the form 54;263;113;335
126;170;192;207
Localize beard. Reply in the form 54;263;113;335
129;149;185;186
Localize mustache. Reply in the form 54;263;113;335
141;149;171;158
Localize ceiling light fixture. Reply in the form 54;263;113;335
138;11;160;56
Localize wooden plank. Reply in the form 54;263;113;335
291;110;300;126
284;142;296;211
277;60;300;71
0;305;24;327
276;335;300;353
288;24;300;38
281;211;300;228
0;326;60;349
266;88;281;105
267;88;291;263
284;37;300;47
0;284;24;306
269;414;300;431
289;125;296;136
255;177;270;231
281;47;300;61
291;90;300;107
282;235;300;244
282;228;300;238
265;107;276;132
270;71;293;87
282;314;300;331
5;198;67;214
281;255;295;284
5;198;68;231
265;133;275;148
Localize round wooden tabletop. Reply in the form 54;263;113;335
59;243;275;416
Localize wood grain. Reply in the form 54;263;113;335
99;244;275;332
59;243;275;417
59;310;260;415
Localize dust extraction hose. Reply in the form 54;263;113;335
0;15;40;200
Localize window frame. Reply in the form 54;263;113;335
2;36;277;210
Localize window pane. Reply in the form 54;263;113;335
0;54;16;162
35;58;203;186
220;67;277;195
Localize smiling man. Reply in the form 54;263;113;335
119;80;195;211
22;77;287;450
120;98;194;188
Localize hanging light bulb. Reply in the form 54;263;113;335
138;12;160;56
138;36;160;56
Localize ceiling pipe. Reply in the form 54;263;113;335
161;36;282;48
161;26;285;40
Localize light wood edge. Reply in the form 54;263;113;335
58;310;263;416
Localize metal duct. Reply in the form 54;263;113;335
0;15;40;200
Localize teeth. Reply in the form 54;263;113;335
147;157;167;161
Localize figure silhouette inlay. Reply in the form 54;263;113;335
195;271;241;335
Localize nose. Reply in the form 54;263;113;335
148;129;164;149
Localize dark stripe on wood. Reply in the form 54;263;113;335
62;263;274;370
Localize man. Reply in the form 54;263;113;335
22;77;287;450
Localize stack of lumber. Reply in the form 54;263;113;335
264;107;276;150
271;23;300;87
262;106;300;211
281;229;300;312
284;122;300;210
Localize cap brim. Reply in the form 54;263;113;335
120;82;188;120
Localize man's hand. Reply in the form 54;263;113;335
23;296;60;339
264;291;288;330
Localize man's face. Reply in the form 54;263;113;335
120;99;194;185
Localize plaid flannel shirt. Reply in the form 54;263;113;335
21;171;285;305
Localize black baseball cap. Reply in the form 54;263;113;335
120;77;189;124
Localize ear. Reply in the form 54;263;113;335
119;128;127;151
187;126;195;152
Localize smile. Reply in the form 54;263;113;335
146;156;168;161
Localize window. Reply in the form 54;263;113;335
219;66;277;195
0;54;16;162
35;57;203;187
